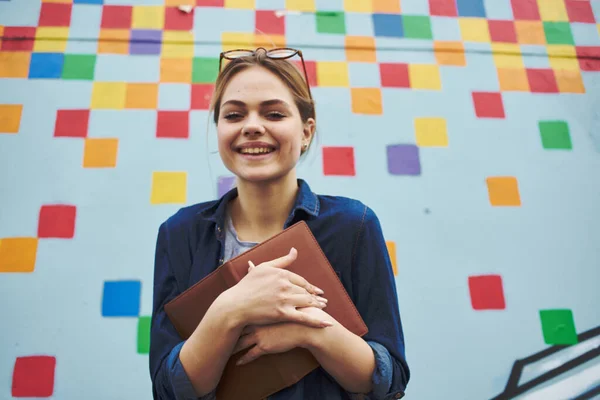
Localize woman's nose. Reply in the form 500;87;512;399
242;115;266;136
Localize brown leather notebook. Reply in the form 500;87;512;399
164;220;368;400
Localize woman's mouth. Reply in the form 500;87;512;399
236;146;277;160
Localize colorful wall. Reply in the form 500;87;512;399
1;0;599;399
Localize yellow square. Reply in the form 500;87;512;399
316;61;349;87
409;64;441;90
151;171;187;204
165;0;193;4
83;138;119;168
415;117;448;147
98;29;130;54
537;0;568;21
344;0;372;13
0;104;23;134
386;241;398;276
547;45;579;71
497;68;530;92
491;43;523;68
125;83;159;109
254;34;286;49
0;238;38;273
34;27;69;52
132;6;164;29
225;0;255;8
346;36;376;62
459;18;490;43
555;70;585;94
91;82;127;109
0;52;31;78
162;31;194;58
286;0;316;12
221;32;254;52
351;88;382;115
515;21;546;45
160;57;192;83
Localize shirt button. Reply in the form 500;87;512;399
395;393;403;399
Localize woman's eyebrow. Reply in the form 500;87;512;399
221;99;292;109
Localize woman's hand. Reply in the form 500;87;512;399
223;247;332;329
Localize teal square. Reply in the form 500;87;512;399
543;22;574;45
316;11;346;34
539;121;572;150
402;15;433;40
192;57;219;83
539;309;578;345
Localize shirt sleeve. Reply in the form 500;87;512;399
346;206;410;400
149;222;216;400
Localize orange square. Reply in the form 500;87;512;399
515;21;546;45
160;57;192;83
98;29;130;54
345;36;376;62
351;88;383;115
83;138;119;168
486;177;521;206
165;0;194;4
0;237;38;273
497;68;530;91
125;83;159;109
0;26;3;48
386;241;398;276
555;70;585;94
434;41;466;66
0;105;23;134
254;34;286;49
373;0;401;13
0;52;31;78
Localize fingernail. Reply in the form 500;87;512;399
315;287;324;295
317;296;328;303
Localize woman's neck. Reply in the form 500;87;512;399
228;174;300;242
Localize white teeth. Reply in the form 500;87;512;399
240;148;273;154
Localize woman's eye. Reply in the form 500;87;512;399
267;112;285;119
224;113;242;120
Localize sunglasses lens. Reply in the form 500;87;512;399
268;48;297;59
224;50;254;58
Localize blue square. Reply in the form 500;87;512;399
74;0;103;3
349;62;381;87
158;83;191;110
102;280;141;317
456;0;486;17
29;53;64;79
373;14;403;38
345;12;374;36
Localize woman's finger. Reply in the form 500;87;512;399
232;334;255;355
284;293;328;309
290;309;333;329
236;346;263;366
262;247;298;269
283;269;324;296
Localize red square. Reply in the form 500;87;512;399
488;20;517;43
54;110;89;138
576;46;600;71
291;59;317;87
526;68;559;93
101;6;133;29
12;356;56;397
468;275;506;310
322;146;356;176
1;27;36;51
197;0;224;6
191;84;214;110
157;111;189;138
38;205;76;239
164;7;194;31
429;0;457;16
565;0;595;23
511;0;540;20
38;3;72;27
379;63;410;88
472;92;505;119
255;10;285;35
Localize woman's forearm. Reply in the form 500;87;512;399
178;293;245;396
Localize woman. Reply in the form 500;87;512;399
149;47;410;399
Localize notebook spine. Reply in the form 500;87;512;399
221;261;240;288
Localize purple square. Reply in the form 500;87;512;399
130;30;162;55
386;144;421;175
217;176;235;197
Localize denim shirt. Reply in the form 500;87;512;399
149;179;410;400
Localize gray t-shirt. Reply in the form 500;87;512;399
223;210;258;262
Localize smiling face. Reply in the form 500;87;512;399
216;65;315;185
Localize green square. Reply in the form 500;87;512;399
539;309;578;345
137;316;151;354
316;11;346;34
192;57;219;83
539;121;572;150
61;54;96;80
403;15;433;40
543;22;574;45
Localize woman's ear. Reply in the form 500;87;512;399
302;118;316;145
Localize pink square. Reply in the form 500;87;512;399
38;3;72;27
322;146;356;176
1;27;36;51
164;7;194;31
101;5;132;29
577;46;600;71
291;59;317;87
472;92;505;119
54;110;89;138
468;275;506;310
511;0;540;20
255;10;285;35
157;111;189;138
191;84;214;110
379;63;410;88
565;0;596;23
429;0;457;16
12;356;56;397
38;205;76;239
526;69;559;93
488;20;517;43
